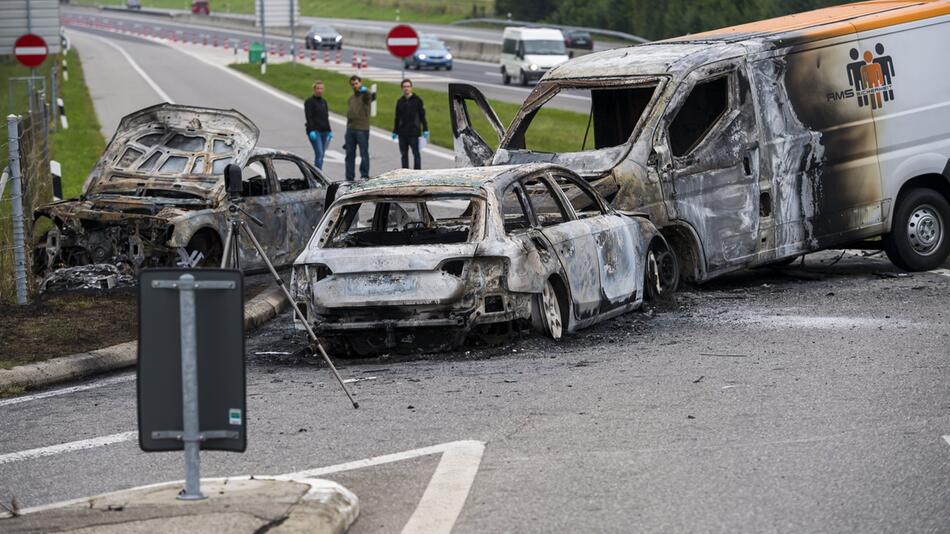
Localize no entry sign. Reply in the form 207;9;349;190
14;33;48;68
386;24;419;59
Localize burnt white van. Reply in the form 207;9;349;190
450;1;950;282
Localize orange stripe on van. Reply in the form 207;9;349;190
678;0;950;42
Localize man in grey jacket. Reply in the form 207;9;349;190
344;75;375;180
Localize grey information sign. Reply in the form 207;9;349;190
137;269;246;453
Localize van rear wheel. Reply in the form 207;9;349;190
883;188;950;271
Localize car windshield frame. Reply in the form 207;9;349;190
314;192;488;249
499;75;669;157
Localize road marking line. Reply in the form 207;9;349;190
0;432;136;465
0;374;134;408
285;440;485;534
81;30;175;103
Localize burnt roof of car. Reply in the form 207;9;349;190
344;165;523;194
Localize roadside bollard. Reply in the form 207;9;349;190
57;97;68;129
351;51;358;68
50;160;63;201
324;50;329;63
62;57;68;82
336;50;341;64
361;51;368;69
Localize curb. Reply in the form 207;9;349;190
0;285;288;394
2;476;359;534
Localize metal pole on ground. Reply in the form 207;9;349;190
177;273;205;500
7;115;28;305
289;0;296;65
50;68;58;132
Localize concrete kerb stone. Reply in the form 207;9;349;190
0;476;359;534
0;285;289;394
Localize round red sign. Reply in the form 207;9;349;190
14;33;48;68
386;24;419;59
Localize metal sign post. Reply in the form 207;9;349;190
138;269;246;500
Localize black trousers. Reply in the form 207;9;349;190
398;135;421;169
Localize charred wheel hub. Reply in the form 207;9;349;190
907;204;943;256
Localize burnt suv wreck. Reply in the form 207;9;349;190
34;104;330;281
290;164;676;356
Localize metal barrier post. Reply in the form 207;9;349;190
6;115;28;305
50;69;58;133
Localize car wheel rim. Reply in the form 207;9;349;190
907;204;943;256
542;280;562;340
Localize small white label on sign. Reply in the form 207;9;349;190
229;408;242;425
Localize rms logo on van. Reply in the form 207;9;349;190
826;43;895;109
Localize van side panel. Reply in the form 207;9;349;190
784;36;885;247
860;17;950;221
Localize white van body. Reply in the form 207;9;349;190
453;1;950;281
500;27;570;86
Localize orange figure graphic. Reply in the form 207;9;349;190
860;50;885;109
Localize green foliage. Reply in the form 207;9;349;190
229;62;589;155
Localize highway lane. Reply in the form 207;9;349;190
67;25;453;182
62;7;593;114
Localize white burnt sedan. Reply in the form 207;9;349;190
290;164;677;356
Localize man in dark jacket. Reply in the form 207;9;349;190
392;79;429;169
304;80;332;169
344;75;375;180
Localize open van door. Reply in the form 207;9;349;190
448;83;505;167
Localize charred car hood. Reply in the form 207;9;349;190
37;196;207;223
296;243;479;273
83;103;260;198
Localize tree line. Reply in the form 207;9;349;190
494;0;855;41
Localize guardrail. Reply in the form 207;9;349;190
452;17;650;44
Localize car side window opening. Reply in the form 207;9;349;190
501;185;532;234
522;177;569;227
326;197;481;248
241;160;271;197
503;38;516;55
272;158;311;192
550;174;603;218
668;75;729;158
511;84;657;153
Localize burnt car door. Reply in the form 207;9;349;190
236;157;283;269
654;64;760;275
519;175;603;320
448;83;505;167
549;171;640;306
269;154;328;265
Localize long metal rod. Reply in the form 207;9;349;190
177;274;206;500
238;223;359;408
289;0;296;64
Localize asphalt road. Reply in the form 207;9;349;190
1;252;949;532
62;6;593;114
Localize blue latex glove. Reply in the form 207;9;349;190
327;131;333;142
359;86;368;93
422;130;430;139
307;130;317;141
391;132;398;140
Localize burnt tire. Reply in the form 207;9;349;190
644;240;679;302
185;232;223;268
519;69;529;86
883;188;950;271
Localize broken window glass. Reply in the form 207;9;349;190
326;196;482;248
510;84;656;153
502;186;531;234
522;177;568;227
241;161;270;196
213;138;233;154
158;156;189;174
668;76;729;157
116;147;144;169
551;174;603;218
273;158;310;192
166;134;206;152
137;133;164;147
211;157;233;176
138;152;162;172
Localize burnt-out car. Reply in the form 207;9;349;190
290;164;676;356
34;104;330;278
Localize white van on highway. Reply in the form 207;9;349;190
500;27;570;86
455;1;950;282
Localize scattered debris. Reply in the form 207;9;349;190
40;264;134;292
874;272;913;279
692;375;704;384
342;376;378;384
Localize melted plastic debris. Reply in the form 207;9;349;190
40;264;135;293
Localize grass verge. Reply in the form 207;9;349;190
76;0;492;25
230;62;588;154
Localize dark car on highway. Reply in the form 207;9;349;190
305;24;343;50
563;29;593;50
404;36;453;70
